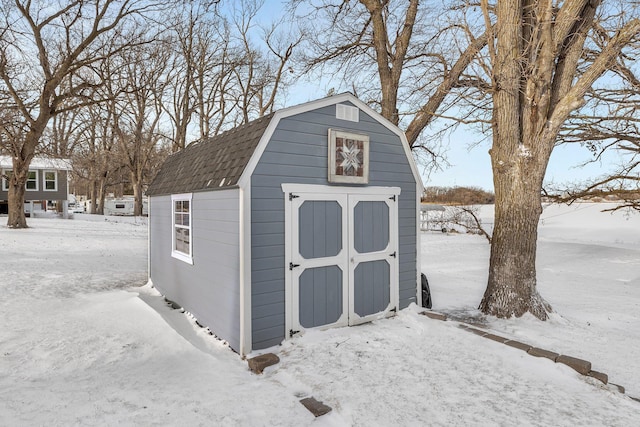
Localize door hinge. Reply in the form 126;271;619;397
389;251;397;258
289;329;300;337
389;195;396;201
289;262;300;270
289;193;299;201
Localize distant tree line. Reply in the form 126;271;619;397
422;186;495;205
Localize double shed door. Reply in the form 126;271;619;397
285;185;400;335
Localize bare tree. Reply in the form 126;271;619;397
102;40;170;216
71;104;116;215
295;0;640;319
477;1;640;319
289;0;489;165
182;8;239;139
231;0;301;123
163;2;219;151
163;0;298;146
0;0;165;228
548;58;640;211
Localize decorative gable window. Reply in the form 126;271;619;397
172;193;193;264
328;129;369;184
44;170;57;191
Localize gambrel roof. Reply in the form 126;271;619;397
147;93;424;197
147;113;274;196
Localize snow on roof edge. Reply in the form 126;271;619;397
0;155;72;170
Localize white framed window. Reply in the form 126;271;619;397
171;193;193;264
26;170;38;191
1;169;39;191
44;170;57;191
1;169;9;191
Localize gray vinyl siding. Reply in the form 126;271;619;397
251;103;418;350
0;169;68;201
149;189;241;351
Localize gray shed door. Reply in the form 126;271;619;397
287;187;399;334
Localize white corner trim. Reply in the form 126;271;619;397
415;187;422;307
147;199;151;284
282;186;293;340
239;185;253;356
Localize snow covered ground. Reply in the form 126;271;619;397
1;204;639;426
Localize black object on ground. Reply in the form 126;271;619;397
421;273;432;309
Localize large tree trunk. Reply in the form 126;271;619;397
90;179;98;214
6;151;38;228
479;163;551;319
7;171;28;228
131;171;143;216
478;0;553;320
97;178;107;215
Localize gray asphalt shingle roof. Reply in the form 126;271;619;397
147;113;274;196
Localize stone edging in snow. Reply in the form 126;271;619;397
420;310;640;403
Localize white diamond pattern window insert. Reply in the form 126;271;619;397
171;193;193;264
328;129;369;184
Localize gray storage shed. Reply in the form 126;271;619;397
146;93;423;355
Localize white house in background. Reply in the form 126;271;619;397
0;156;72;216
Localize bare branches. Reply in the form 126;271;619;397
0;0;168;227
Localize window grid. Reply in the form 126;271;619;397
171;194;193;264
26;171;38;191
44;171;57;191
1;169;41;191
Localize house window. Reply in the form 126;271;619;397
1;169;39;191
44;171;57;191
1;169;9;191
26;171;38;191
172;193;193;264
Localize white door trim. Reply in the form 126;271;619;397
347;193;399;325
289;192;349;332
282;183;401;338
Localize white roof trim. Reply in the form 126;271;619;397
237;93;424;192
0;155;72;170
